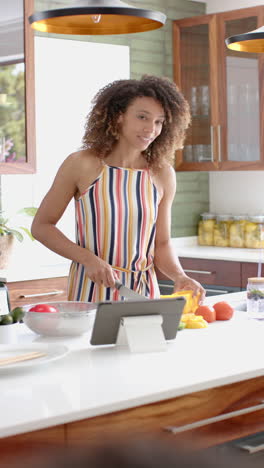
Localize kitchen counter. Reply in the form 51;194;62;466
1;237;262;283
1;291;264;440
171;237;264;262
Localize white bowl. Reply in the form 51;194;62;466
23;301;97;337
0;323;20;344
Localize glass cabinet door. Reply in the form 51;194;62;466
173;6;264;171
220;8;263;169
173;17;219;170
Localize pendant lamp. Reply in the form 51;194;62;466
28;0;166;35
225;26;264;53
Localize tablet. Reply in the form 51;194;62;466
90;297;186;346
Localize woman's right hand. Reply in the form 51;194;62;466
83;254;117;288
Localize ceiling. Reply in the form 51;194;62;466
0;0;204;62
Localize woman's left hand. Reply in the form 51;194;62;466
173;274;205;304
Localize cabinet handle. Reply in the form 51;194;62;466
205;288;229;294
19;290;64;298
238;441;264;454
217;125;222;162
184;269;214;275
210;125;214;162
160;284;174;290
164;400;264;434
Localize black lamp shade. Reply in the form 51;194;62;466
28;0;167;35
225;26;264;53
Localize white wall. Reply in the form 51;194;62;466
203;0;264;215
205;0;264;14
209;172;264;215
2;38;129;268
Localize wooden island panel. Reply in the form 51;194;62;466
66;375;264;448
0;425;66;465
0;375;264;459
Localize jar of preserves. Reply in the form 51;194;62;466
247;277;264;319
213;215;233;247
198;213;215;246
229;215;247;248
245;215;264;249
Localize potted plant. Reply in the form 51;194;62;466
0;207;38;269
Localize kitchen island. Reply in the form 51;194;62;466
1;291;264;458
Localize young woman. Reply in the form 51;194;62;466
31;75;205;303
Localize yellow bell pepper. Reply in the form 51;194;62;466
178;313;208;329
185;318;208;329
160;290;200;315
161;291;206;329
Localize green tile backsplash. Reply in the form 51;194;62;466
35;0;208;237
172;172;209;237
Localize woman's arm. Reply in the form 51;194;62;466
31;154;117;287
154;166;205;301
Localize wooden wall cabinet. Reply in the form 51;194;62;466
173;6;264;171
8;276;68;309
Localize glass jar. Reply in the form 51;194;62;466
229;215;247;248
198;213;215;246
247;277;264;319
0;279;10;317
213;215;233;247
245;215;264;249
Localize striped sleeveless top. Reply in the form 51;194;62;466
67;163;160;302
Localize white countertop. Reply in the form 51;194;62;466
1;237;262;283
1;291;264;439
171;237;264;263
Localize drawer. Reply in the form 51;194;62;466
66;376;264;449
179;258;241;288
8;277;68;309
241;263;261;289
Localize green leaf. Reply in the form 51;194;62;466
17;207;38;217
0;226;10;235
0;217;9;225
19;226;35;241
7;228;23;242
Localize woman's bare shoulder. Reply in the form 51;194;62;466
64;149;102;170
62;150;103;197
151;164;176;200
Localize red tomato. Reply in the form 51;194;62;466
195;305;216;323
28;304;59;313
213;301;234;320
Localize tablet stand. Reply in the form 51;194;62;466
116;314;167;353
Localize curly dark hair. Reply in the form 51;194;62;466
81;75;191;170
